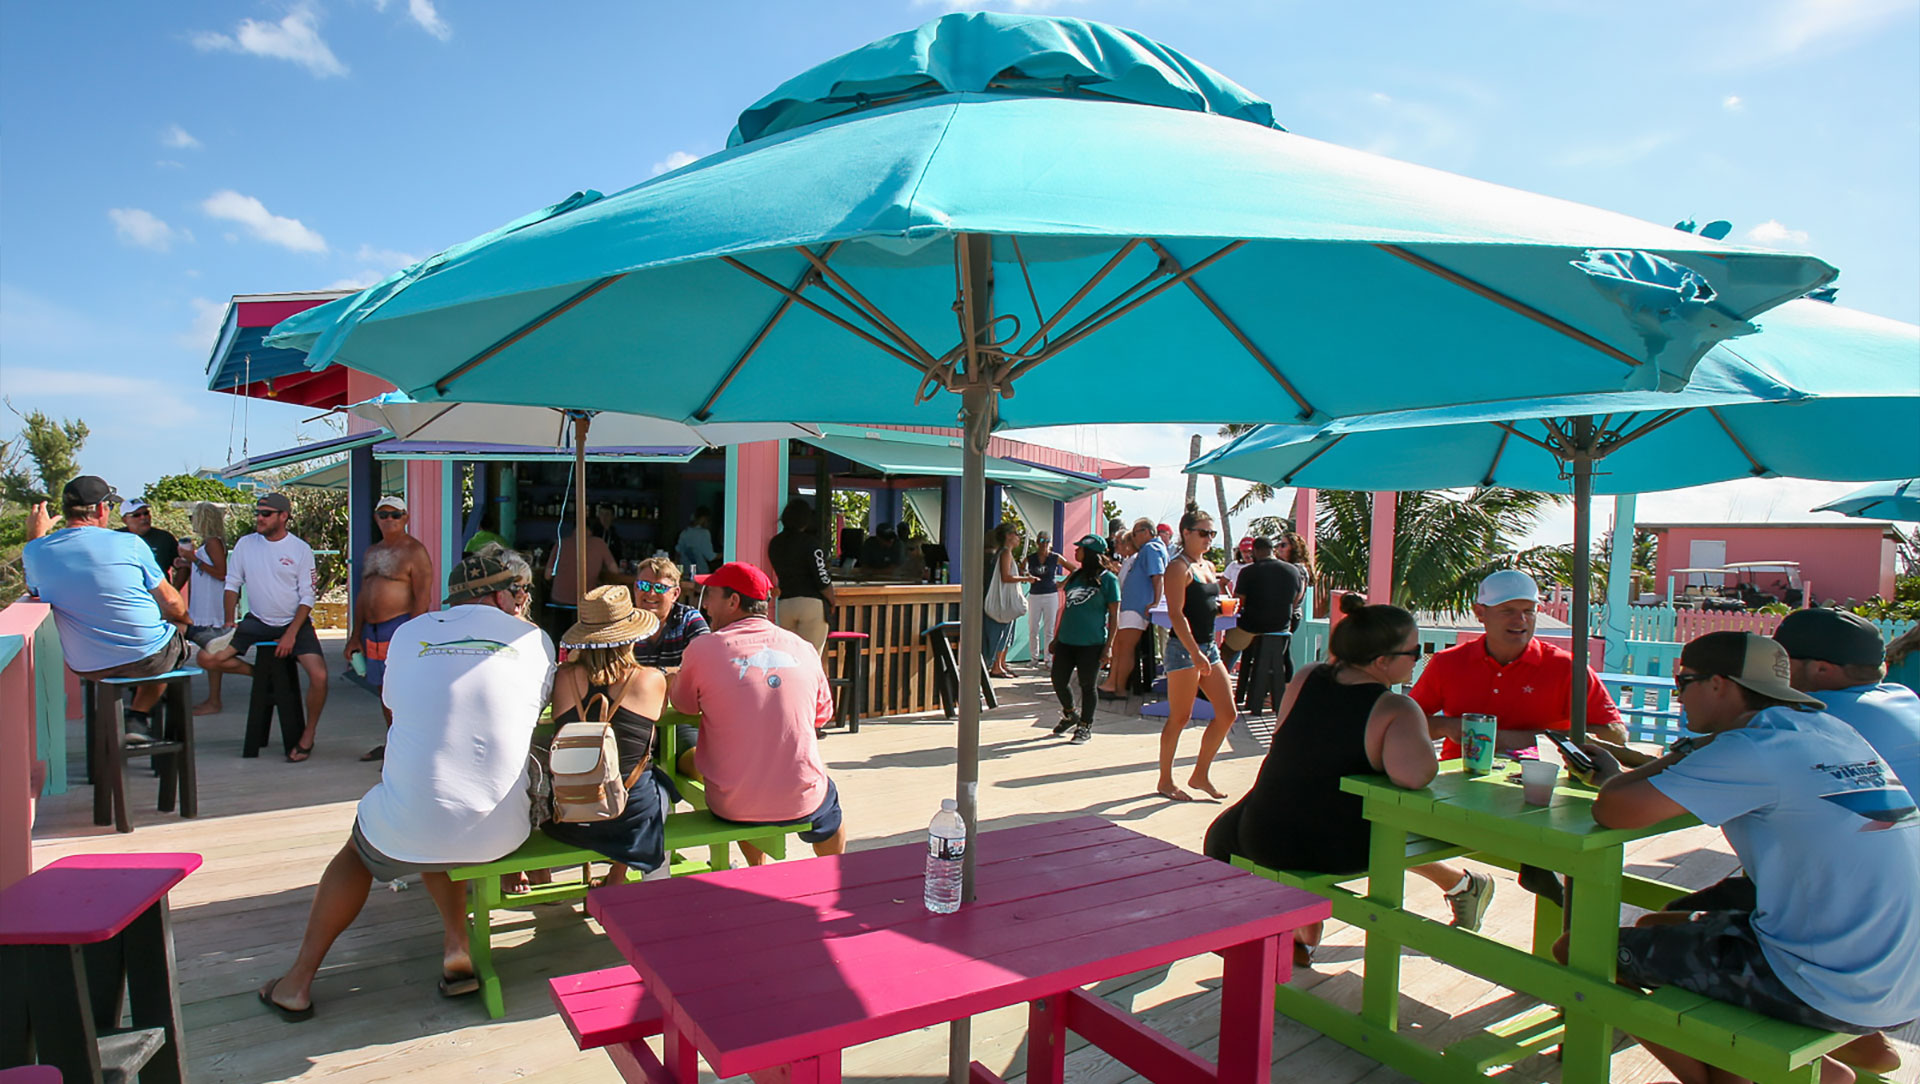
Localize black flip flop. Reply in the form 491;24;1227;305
258;982;315;1022
286;742;315;763
439;971;480;998
359;745;385;762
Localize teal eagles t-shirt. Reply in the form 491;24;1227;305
22;526;174;674
1055;571;1121;646
1650;707;1920;1028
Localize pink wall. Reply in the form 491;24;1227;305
730;440;784;573
1650;524;1897;604
0;602;54;890
405;461;445;610
345;371;397;435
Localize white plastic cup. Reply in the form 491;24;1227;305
1520;759;1559;806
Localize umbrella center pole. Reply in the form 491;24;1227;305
1569;416;1595;743
573;413;591;599
950;235;997;1084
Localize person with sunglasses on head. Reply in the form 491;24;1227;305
1205;595;1495;960
1569;632;1919;1084
1410;569;1627;759
1156;509;1237;802
197;492;328;762
258;550;554;1021
348;496;435;762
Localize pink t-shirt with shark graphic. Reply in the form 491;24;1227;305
672;615;831;823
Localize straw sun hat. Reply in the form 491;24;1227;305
560;585;660;650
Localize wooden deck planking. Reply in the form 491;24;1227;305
26;631;1919;1083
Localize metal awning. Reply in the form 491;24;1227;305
804;425;1122;503
219;429;392;478
284;458;406;491
369;440;700;464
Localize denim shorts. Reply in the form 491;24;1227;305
1164;637;1220;673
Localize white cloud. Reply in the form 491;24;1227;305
108;207;187;252
355;243;419;268
161;123;202;149
4;366;205;429
201;190;328;253
191;4;347;79
650;150;702;176
325;273;383;290
155;159;186;169
1746;218;1812;247
1722;94;1745;111
406;0;451;39
1726;0;1918;65
181;297;228;351
1551;131;1679;169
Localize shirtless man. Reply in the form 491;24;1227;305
347;495;434;762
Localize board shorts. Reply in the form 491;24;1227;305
350;819;465;882
715;777;844;845
361;613;409;688
73;627;190;681
229;614;324;659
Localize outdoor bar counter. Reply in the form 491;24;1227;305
821;581;963;720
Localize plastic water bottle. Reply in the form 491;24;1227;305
923;799;966;914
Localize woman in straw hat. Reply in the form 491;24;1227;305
539;585;680;885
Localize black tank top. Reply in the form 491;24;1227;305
553;677;658;777
1178;559;1221;641
1234;665;1389;874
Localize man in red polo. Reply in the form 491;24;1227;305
1413;570;1627;757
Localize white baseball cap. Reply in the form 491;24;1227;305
122;498;149;515
376;495;408;513
1476;569;1539;607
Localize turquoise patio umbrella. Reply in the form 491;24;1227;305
1187;299;1920;738
1815;478;1920;521
268;14;1835;910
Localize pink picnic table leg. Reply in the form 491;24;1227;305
1216;933;1283;1084
1026;993;1069;1084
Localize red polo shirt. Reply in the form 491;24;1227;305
1410;634;1623;756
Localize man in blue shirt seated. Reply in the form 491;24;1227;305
1775;607;1920;796
1574;632;1918;1084
23;476;191;743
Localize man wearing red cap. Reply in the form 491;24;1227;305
673;562;845;861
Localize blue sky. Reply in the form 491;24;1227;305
2;0;1915;545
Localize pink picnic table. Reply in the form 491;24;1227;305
583;815;1329;1083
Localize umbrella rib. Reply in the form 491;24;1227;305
1481;427;1512;486
433;274;627;395
1146;239;1316;420
1030;241;1247;366
1279;433;1346;487
1490;420;1561;455
1376;245;1642;370
694;246;841;421
1011;239;1142;359
1603;408;1690;457
1706;407;1770;475
722;256;926;370
1005;261;1168;381
794;245;939;369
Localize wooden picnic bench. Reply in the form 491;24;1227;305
1235;764;1878;1084
446;713;811;1019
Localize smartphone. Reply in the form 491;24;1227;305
1548;734;1596;774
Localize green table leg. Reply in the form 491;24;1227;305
1560;848;1624;1084
1361;802;1409;1031
465;876;505;1020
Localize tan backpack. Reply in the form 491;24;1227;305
548;672;649;823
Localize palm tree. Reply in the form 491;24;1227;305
1311;488;1564;614
1216;423;1278;516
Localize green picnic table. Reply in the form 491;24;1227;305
1255;762;1871;1084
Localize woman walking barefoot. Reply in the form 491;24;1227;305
1157;510;1236;801
984;524;1032;679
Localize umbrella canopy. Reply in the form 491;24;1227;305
1815;479;1920;522
1187;299;1920;738
350;394;819;450
267;12;1835;923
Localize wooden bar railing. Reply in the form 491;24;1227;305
818;584;962;720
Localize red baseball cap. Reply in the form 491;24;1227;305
1156;523;1173;534
1237;536;1255;552
694;561;772;601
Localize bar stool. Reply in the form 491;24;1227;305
0;852;201;1084
82;668;201;834
920;621;997;720
243;645;303;760
824;631;869;733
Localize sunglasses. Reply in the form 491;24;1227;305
375;510;404;520
254;509;282;518
1673;671;1710;693
1190;527;1217;538
1386;644;1429;659
633;580;675;595
125;510;151;518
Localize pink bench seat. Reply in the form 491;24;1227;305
548;965;665;1051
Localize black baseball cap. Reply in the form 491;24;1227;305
255;492;293;515
61;475;120;511
1773;608;1886;668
